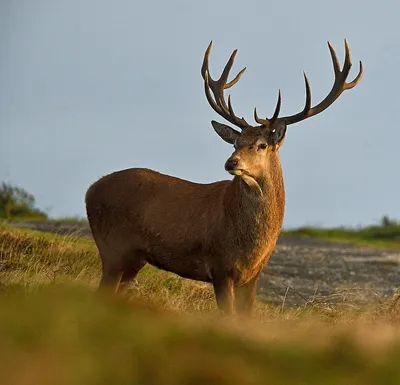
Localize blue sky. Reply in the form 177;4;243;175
0;0;398;228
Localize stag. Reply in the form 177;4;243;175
86;40;363;315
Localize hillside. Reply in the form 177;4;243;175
1;222;400;384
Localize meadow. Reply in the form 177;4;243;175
1;221;400;385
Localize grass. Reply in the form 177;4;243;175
2;285;400;385
1;221;400;384
0;222;216;313
282;220;400;250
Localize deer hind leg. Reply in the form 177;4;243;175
98;249;147;294
98;254;124;294
212;274;235;316
117;254;147;294
234;272;260;316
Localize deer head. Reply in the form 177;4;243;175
201;41;363;182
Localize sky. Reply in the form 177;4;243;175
0;0;399;228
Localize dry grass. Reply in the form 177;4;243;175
2;221;400;384
0;223;100;287
2;221;400;320
0;222;217;313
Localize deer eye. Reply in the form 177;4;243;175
258;143;267;150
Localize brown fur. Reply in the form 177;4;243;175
86;128;285;315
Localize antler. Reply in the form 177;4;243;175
253;90;282;127
276;39;363;126
202;40;363;129
201;41;249;129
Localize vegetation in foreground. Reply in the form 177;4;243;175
1;285;400;385
1;222;400;384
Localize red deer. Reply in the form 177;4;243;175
86;40;363;315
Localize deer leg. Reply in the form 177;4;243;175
98;256;123;294
234;272;260;316
212;275;235;316
117;257;147;294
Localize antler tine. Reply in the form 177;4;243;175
225;67;247;89
279;40;363;126
253;89;282;127
271;89;282;122
345;61;363;90
254;107;263;125
300;72;312;116
201;41;249;129
342;39;352;77
220;50;239;86
201;41;214;81
328;41;341;75
343;40;363;90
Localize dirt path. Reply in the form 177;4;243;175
262;237;400;306
7;221;400;307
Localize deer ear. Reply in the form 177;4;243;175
211;120;240;144
269;121;287;145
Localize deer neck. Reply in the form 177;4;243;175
224;152;285;249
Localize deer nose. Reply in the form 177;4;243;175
225;157;240;171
